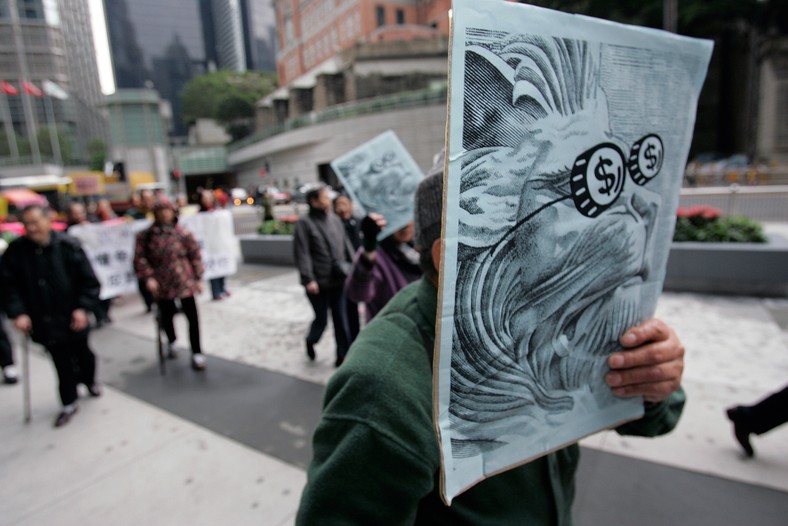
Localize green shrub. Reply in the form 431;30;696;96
673;205;767;243
257;219;294;235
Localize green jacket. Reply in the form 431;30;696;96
297;278;685;525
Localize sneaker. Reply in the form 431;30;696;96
191;354;206;371
306;341;316;361
54;405;78;427
3;365;18;385
166;342;179;360
87;383;102;397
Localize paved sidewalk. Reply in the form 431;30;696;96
1;262;787;525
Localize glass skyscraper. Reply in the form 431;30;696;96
104;0;276;138
104;0;208;136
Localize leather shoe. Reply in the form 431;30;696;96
726;407;755;458
54;406;78;427
87;383;102;397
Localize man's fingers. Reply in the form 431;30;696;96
608;338;684;369
606;358;683;388
619;318;672;348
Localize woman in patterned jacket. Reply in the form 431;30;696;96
134;200;207;370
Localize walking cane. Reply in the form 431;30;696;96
22;334;31;423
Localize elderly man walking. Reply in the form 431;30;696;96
293;185;354;367
2;205;102;427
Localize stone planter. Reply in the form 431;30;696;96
664;239;788;297
239;234;294;266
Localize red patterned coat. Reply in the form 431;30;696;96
134;224;203;300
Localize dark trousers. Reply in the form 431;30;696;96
306;285;349;359
47;334;96;406
138;278;154;310
93;298;112;322
740;385;788;435
0;320;13;367
346;298;360;343
158;296;202;354
210;277;226;299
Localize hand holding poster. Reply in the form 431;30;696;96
435;0;713;502
330;131;423;240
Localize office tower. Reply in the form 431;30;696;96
104;0;271;137
211;0;246;72
104;0;208;136
240;0;276;71
0;0;106;161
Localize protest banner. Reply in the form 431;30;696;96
70;211;236;298
179;209;237;281
435;0;713;502
68;219;141;300
330;131;423;240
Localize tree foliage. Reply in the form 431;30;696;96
87;138;107;171
180;71;278;132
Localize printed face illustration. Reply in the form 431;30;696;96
343;151;419;217
450;35;664;453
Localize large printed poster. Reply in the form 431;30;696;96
330;131;423;240
435;0;713;502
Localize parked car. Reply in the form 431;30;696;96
230;187;255;206
293;183;338;204
264;186;292;205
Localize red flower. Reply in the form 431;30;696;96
677;205;721;220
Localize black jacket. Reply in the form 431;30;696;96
293;209;353;288
2;231;100;346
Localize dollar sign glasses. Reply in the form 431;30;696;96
571;134;664;218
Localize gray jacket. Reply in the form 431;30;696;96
293;209;353;288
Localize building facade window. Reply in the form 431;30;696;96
376;5;385;27
396;9;405;25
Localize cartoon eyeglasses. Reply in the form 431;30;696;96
571;134;664;218
483;133;664;258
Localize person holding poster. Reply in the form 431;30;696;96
198;190;231;301
67;201;115;327
296;163;686;524
293;185;353;367
134;200;207;371
2;205;102;427
345;212;421;322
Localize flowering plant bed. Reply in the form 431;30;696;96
673;205;766;243
666;206;787;296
